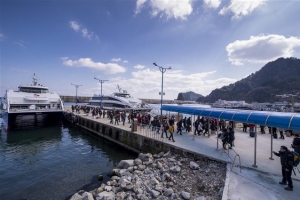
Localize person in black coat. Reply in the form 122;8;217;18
176;119;183;135
221;128;229;150
273;146;294;191
228;127;235;149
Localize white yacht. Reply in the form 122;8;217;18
1;74;64;130
87;85;152;111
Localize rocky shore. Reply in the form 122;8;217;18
70;151;226;200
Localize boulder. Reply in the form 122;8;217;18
150;189;160;198
117;160;134;169
195;196;206;200
104;186;112;192
134;158;142;165
96;191;115;200
110;176;120;182
82;192;94;200
170;166;181;173
138;164;146;171
181;191;191;200
70;193;82;200
163;188;174;197
138;153;149;162
157;161;163;169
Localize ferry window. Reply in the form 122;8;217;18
30;88;41;93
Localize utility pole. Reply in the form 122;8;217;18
71;83;82;104
153;62;171;123
94;77;109;109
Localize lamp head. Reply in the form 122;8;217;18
168;66;172;69
153;62;157;66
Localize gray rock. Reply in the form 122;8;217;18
138;164;146;171
150;189;160;198
119;169;128;176
154;184;164;192
168;158;176;162
150;177;159;185
104;186;112;192
157;161;163;169
139;194;150;200
69;193;82;200
170;166;181;173
116;191;126;199
158;151;165;157
163;151;171;158
96;191;115;200
82;192;94;200
181;191;190;200
138;153;149;162
128;166;134;173
117;160;134;169
195;196;206;200
163;188;174;197
190;161;200;170
111;176;120;182
134;158;143;165
144;168;152;175
112;169;120;176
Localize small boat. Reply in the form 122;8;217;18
1;74;64;130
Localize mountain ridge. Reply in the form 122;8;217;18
196;57;300;103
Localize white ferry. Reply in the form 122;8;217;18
87;85;152;112
1;74;64;130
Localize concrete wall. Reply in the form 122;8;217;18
65;113;225;163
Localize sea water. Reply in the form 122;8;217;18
0;122;136;200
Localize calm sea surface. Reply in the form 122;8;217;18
0;120;137;200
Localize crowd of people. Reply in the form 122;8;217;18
70;104;300;192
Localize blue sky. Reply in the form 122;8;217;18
1;0;300;100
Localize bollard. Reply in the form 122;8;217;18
269;127;274;160
253;125;258;167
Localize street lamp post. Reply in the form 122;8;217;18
94;77;108;109
71;83;82;104
153;62;171;123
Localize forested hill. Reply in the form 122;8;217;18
196;57;300;103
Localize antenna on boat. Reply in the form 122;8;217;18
116;85;122;93
32;73;38;86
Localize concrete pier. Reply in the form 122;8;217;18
63;108;300;200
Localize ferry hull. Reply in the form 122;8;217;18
2;111;63;131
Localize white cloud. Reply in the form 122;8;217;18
203;0;221;9
135;0;193;20
0;33;6;41
111;58;122;62
135;0;147;14
123;60;129;63
89;68;236;99
226;34;300;65
69;21;98;41
14;41;26;48
69;21;80;31
61;57;126;74
219;0;266;18
134;64;146;69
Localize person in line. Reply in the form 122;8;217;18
291;134;300;154
273;146;294;191
121;112;126;125
168;124;175;142
260;125;265;134
242;123;248;132
228;127;235;149
279;128;285;139
176;119;183;135
193;119;199;135
221;128;229;150
161;121;169;138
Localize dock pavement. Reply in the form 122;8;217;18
64;108;300;200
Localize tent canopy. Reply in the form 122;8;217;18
161;105;300;131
